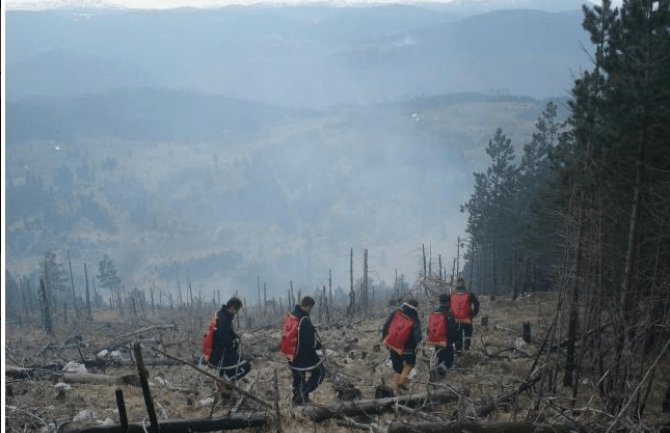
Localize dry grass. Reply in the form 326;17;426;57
5;291;669;432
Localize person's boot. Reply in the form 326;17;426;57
392;373;401;394
292;393;307;406
216;380;232;397
398;365;412;391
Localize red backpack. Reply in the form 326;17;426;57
279;314;301;361
450;292;472;323
202;319;217;362
427;311;448;347
383;310;414;355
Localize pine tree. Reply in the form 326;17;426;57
97;254;122;295
463;128;519;293
41;250;68;312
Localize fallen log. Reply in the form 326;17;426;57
335;417;384;433
475;365;545;417
62;373;139;387
150;346;273;410
5;366;33;378
57;412;269;433
93;325;177;353
8;357;189;373
6;366;140;386
301;389;459;422
387;421;577;433
114;325;177;342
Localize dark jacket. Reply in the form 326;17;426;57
382;303;422;354
290;305;322;369
436;305;459;345
210;307;240;367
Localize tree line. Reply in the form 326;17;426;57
4;245;419;336
462;0;670;418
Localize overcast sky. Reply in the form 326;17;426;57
6;0;607;10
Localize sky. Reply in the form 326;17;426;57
5;0;459;8
5;0;607;10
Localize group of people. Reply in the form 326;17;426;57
202;277;479;406
204;295;326;405
381;277;480;392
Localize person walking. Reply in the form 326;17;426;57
279;296;326;405
427;293;458;378
207;297;252;381
381;299;421;393
450;278;480;352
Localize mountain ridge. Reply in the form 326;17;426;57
7;6;590;105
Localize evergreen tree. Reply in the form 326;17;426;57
41;250;68;310
463;128;519;293
97;254;122;294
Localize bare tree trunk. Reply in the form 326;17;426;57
328;268;333;306
302;389;459;422
84;263;92;320
456;236;461;277
349;247;355;317
363;248;369;312
438;254;443;282
60;414;268;433
40;278;54;336
492;242;498;294
394;269;398;299
388;422;575;433
564;196;584;388
133;342;159;433
429;244;432;276
68;251;79;319
257;276;262;314
512;243;518;300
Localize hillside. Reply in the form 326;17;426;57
5;90;562;295
5;291;669;432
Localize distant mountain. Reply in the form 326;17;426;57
5;89;560;291
7;88;294;142
6;0;592;12
6;5;590;106
430;0;592;14
347;9;587;99
6;0;118;10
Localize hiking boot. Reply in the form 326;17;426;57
292;395;311;406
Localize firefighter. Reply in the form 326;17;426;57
450;278;480;352
427;293;458;379
209;297;252;381
381;299;421;393
279;296;326;406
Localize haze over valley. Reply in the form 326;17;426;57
6;1;583;296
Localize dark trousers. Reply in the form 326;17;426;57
435;345;454;377
218;356;252;381
455;323;473;352
390;351;416;374
291;364;326;402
